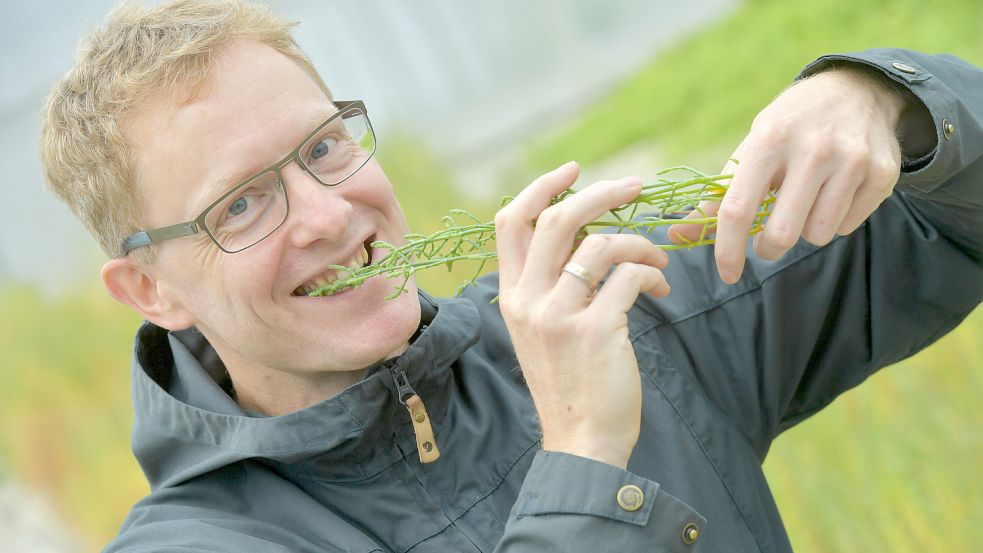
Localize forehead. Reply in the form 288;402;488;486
125;39;333;225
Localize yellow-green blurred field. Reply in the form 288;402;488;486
2;0;981;550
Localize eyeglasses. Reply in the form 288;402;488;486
121;100;376;256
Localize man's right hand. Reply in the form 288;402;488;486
494;161;671;469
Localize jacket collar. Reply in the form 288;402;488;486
131;291;481;488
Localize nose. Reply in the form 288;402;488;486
280;162;354;248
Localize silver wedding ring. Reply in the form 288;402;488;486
562;261;598;294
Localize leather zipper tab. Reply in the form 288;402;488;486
386;360;441;464
404;394;440;463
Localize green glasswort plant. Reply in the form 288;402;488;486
310;165;775;299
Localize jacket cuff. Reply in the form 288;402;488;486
796;50;959;193
513;451;706;546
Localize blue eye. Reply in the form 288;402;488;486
311;139;331;159
228;196;249;216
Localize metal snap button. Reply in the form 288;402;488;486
943;119;955;140
616;484;644;511
682;522;700;544
891;61;918;74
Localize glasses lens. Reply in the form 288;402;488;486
203;171;288;252
300;107;376;186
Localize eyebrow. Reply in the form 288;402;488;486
198;106;341;209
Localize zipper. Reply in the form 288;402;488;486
385;359;441;464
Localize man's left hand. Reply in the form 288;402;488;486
669;67;910;284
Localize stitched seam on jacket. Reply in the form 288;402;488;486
401;437;541;552
633;234;852;330
450;438;540;525
629;233;856;450
639;367;766;552
634;324;760;456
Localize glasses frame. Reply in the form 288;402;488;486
121;100;375;256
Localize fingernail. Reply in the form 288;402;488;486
719;268;738;284
557;160;577;171
623;176;643;192
648;284;669;298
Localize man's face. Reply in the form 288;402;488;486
127;39;421;376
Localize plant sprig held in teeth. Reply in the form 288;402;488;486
309;164;776;300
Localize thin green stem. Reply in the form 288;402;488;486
309;166;774;298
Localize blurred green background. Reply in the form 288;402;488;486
2;0;981;550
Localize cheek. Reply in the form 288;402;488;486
371;184;410;231
181;243;277;314
357;164;403;210
186;266;269;336
217;253;279;300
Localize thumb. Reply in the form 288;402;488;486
667;198;720;244
667;157;738;244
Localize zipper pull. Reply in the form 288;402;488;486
386;360;441;464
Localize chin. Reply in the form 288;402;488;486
326;288;421;367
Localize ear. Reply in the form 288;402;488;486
101;257;196;331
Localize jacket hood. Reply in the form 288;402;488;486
129;291;481;490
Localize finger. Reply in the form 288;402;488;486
496;161;580;291
667;157;739;244
555;234;668;306
800;167;864;246
837;150;900;235
588;262;670;315
753;160;829;260
713;151;780;284
836;177;894;235
522;176;643;292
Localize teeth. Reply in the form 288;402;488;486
296;244;371;296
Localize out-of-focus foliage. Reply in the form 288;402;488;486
2;0;981;550
0;285;144;545
382;132;500;294
765;319;983;551
528;0;983;168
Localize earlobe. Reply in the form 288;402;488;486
101;258;195;331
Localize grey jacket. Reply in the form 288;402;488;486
106;49;983;553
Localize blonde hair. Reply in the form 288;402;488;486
39;0;331;262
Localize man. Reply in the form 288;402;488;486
40;0;982;551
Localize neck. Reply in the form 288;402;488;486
230;365;372;416
201;332;413;417
223;339;413;416
202;294;433;416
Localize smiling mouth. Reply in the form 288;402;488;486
292;239;374;297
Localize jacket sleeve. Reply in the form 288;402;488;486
631;48;983;458
103;518;341;553
494;451;706;553
102;501;385;553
